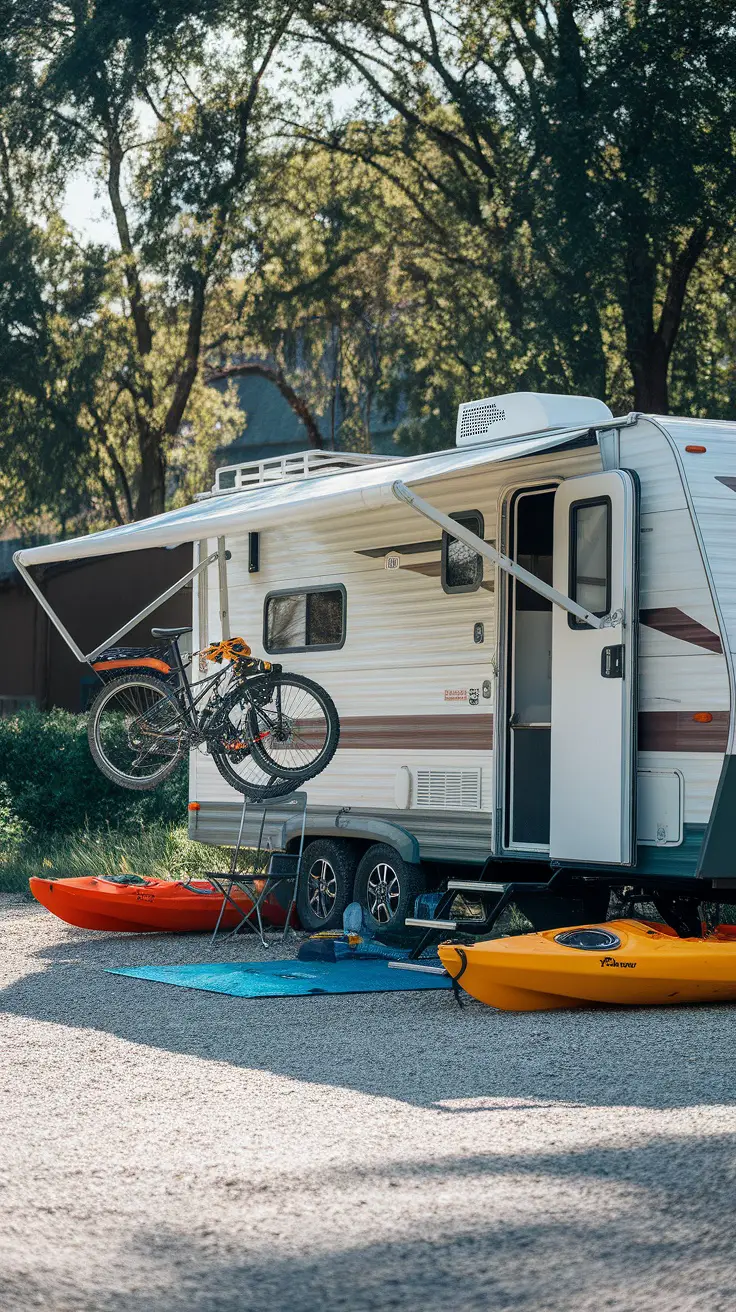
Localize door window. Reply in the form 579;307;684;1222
569;497;611;626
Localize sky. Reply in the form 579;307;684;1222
63;170;118;244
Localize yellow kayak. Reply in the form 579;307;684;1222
437;919;736;1010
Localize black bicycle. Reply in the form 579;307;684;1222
86;626;340;798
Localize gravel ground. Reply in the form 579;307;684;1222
1;894;736;1312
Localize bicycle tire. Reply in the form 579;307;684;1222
208;683;300;800
209;749;300;800
247;672;340;781
87;672;186;791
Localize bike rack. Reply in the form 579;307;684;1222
12;538;230;665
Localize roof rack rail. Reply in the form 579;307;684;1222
205;449;396;498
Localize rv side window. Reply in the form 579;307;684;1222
264;586;346;652
569;497;611;627
442;510;484;594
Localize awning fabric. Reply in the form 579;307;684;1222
16;427;591;567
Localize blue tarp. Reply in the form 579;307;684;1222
107;957;451;998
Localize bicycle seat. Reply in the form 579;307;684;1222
151;626;192;639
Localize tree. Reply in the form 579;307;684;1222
2;0;322;525
297;1;736;413
214;142;422;453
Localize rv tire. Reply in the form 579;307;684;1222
354;844;426;940
296;839;360;933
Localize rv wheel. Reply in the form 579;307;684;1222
296;839;359;933
354;844;426;940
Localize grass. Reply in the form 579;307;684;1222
0;823;241;895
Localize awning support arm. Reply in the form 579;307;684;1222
13;549;220;665
391;482;604;630
217;536;230;640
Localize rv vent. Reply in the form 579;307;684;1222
414;768;482;812
459;401;506;442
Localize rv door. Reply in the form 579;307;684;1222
549;471;638;865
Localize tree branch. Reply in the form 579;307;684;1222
205;361;323;449
657;224;711;361
107;137;154;368
94;457;124;525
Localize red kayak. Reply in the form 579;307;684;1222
29;875;287;934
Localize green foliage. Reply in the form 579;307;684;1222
0;780;29;853
2;0;736;544
0;1;295;531
0;822;236;894
302;1;736;414
0;709;187;836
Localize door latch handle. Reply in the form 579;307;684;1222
601;645;625;678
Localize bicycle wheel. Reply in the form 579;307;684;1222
209;685;299;800
247;673;340;781
88;673;187;791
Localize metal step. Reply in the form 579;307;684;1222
447;880;507;894
405;917;458;931
387;961;448;976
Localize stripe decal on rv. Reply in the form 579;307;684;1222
638;711;729;753
337;714;494;750
639;607;723;653
399;561;442;579
356;539;442;558
329;713;724;753
716;476;736;493
355;538;495;559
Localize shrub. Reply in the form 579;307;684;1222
0;780;29;852
0;708;187;836
0;823;235;894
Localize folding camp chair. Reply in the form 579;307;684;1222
206;791;308;948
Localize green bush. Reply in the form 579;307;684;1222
0;708;187;836
0;780;29;852
0;823;236;894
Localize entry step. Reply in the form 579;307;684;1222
447;880;507;894
405;917;457;931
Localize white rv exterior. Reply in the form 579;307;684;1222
15;394;736;927
184;404;736;894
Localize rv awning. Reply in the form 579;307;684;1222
15;427;593;568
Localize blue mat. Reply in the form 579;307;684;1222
107;957;451;998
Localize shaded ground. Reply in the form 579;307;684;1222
1;894;735;1311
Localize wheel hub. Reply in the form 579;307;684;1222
308;859;337;920
366;863;400;924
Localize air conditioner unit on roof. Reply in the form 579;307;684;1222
456;392;613;447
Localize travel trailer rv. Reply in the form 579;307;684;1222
15;394;736;934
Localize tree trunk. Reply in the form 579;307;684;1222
136;430;167;519
623;226;709;414
629;339;670;413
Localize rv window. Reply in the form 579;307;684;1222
264;586;346;652
569;497;611;627
442;511;484;594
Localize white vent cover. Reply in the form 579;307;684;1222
456;392;613;447
414;768;482;812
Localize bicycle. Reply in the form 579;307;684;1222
86;626;340;797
